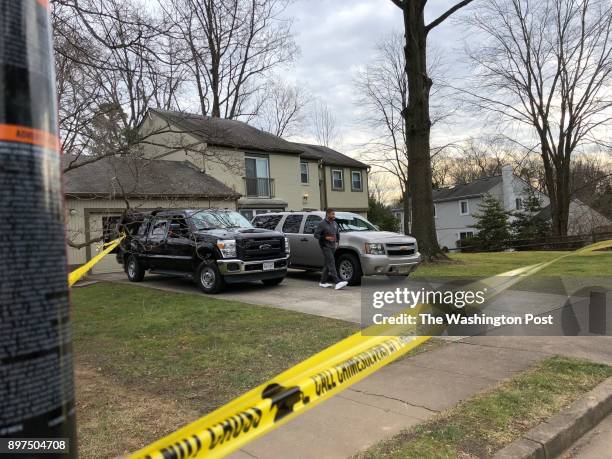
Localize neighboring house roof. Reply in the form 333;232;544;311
432;176;503;203
537;199;612;223
294;142;368;169
63;156;240;199
150;108;304;154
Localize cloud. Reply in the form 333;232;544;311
282;0;476;157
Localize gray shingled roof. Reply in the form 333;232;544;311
63;156;240;199
294;143;368;168
151;109;304;154
432;175;502;202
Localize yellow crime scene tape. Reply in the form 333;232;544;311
128;239;612;459
68;235;125;287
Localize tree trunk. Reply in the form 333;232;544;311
402;186;410;235
400;2;443;259
541;143;570;237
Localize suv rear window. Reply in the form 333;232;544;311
282;214;303;233
252;214;282;230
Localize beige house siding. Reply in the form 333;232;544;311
138;112;369;215
65;197;236;273
324;165;368;214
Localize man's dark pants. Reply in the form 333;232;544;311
321;245;340;284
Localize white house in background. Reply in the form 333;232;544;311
393;165;611;250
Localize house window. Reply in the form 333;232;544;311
351;170;363;191
300;161;309;184
433;204;437;218
459;231;474;240
331;169;344;190
459;200;469;215
245;155;271;197
515;197;523;210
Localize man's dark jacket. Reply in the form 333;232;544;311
314;218;340;249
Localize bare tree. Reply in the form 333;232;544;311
253;78;308;137
52;0;186;171
462;0;612;236
311;101;340;147
164;0;296;119
356;32;451;235
390;0;474;259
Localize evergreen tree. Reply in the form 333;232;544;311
368;195;400;232
471;194;511;251
511;190;551;241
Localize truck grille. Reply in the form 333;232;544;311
385;243;416;256
238;237;284;260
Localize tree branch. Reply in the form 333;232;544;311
426;0;474;32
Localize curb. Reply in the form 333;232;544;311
493;376;612;459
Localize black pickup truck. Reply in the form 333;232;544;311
115;209;289;293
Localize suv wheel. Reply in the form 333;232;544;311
126;255;145;282
336;253;362;286
196;261;225;294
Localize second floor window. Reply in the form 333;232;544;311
245;155;271;197
332;169;344;190
300;161;309;184
351;170;363;191
459;200;469;215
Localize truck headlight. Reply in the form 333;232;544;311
365;243;385;255
216;239;237;258
284;237;290;254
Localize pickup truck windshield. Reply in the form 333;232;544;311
335;215;377;232
190;211;253;230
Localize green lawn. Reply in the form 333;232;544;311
357;356;612;459
414;250;612;277
72;283;359;413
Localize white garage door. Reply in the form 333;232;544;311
88;213;124;274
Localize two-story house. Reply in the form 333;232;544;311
394;165;611;250
63;108;369;274
140;109;369;219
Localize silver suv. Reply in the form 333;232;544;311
251;211;421;285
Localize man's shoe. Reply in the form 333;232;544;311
319;283;333;288
334;281;348;290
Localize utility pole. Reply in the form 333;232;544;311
0;1;76;457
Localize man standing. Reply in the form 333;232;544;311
314;208;348;290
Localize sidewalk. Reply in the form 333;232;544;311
231;336;612;459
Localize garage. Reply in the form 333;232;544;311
63;156;241;276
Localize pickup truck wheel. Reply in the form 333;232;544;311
336;253;362;286
126;255;145;282
196;262;225;294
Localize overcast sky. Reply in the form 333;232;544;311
280;0;479;156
